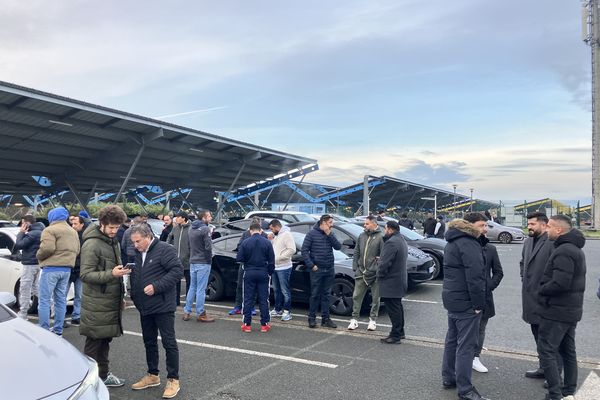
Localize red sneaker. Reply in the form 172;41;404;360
260;323;271;333
241;324;251;333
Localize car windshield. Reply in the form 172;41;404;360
0;305;14;323
337;223;365;237
400;226;424;240
295;214;316;222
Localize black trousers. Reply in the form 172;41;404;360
84;337;112;380
140;312;179;379
475;317;489;357
308;267;334;320
382;297;405;339
532;323;563;372
176;269;191;306
442;311;481;396
537;318;578;399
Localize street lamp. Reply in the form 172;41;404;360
452;184;457;217
469;188;474;212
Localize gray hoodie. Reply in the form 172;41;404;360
189;220;212;265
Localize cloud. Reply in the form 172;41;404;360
395;160;470;186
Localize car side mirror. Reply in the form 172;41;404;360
342;239;355;248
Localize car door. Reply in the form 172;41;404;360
332;227;355;257
289;233;311;302
0;232;21;294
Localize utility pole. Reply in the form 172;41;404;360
584;1;600;229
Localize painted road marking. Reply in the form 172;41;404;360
123;330;338;369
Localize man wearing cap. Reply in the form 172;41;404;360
168;211;191;305
36;206;80;336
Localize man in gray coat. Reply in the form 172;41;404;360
348;215;384;332
377;221;408;344
520;212;554;379
168;211;191;306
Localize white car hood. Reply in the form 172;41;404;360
1;317;88;400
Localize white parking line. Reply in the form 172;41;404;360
123;330;338;369
421;282;442;287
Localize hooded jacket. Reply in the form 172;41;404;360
167;222;191;270
377;232;408;298
301;223;342;269
14;222;45;265
236;233;275;275
352;226;384;285
271;226;296;270
189;220;212;265
79;224;124;339
537;229;586;323
37;207;80;268
442;219;486;313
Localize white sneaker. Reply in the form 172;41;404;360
472;357;488;373
281;310;292;321
561;396;575;400
347;318;359;330
367;319;376;331
269;309;282;317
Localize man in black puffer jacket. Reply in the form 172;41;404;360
441;213;490;400
537;215;586;400
129;223;183;399
301;214;342;329
14;215;45;319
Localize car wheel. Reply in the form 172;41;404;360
329;277;354;316
498;232;512;244
427;254;443;280
205;270;224;302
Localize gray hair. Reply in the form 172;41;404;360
130;223;154;239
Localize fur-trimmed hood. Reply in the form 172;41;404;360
444;219;481;242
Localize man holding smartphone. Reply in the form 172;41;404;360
79;205;129;388
14;215;45;319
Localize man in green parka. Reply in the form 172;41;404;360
79;205;130;388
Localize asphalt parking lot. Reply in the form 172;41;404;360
54;240;600;400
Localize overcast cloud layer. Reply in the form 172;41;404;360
0;0;592;202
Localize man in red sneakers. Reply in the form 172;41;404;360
236;221;275;332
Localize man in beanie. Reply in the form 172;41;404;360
36;206;80;336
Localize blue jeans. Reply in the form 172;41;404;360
71;278;83;320
184;264;211;315
272;268;292;312
39;269;71;335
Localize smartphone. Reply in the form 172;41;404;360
123;263;135;270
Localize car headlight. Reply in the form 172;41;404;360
68;357;101;400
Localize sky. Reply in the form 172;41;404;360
0;0;593;204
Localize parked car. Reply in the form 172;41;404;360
0;220;17;227
485;220;525;244
244;210;315;223
0;227;74;308
0;293;109;400
212;218;286;239
207;231;359;315
287;222;435;284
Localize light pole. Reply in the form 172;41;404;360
452;184;457;217
422;195;437;218
469;188;474;212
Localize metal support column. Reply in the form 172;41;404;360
65;179;91;216
283;174;306;211
216;161;247;217
362;175;370;216
114;143;146;204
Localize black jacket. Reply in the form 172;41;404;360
479;236;504;319
14;222;45;265
442;219;487;313
377;232;408;299
130;239;184;316
423;217;437;236
435;220;446;239
159;223;173;242
537;229;586;323
301;224;342;269
398;218;414;230
236;233;275;275
520;233;554;325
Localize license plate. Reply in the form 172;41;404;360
429;266;435;273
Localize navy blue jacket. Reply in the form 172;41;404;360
236;233;275;275
301;224;342;269
130;239;184;316
14;222;45;265
442;219;487;313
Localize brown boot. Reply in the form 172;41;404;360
182;313;191;321
162;378;180;398
197;311;215;322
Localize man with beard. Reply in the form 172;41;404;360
520;212;555;380
537;215;586;400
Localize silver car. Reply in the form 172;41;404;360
0;293;109;400
485;221;525;244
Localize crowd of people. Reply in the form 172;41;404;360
11;204;597;400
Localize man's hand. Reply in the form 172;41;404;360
144;284;155;296
19;223;28;233
112;265;131;277
311;265;318;272
323;226;331;235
